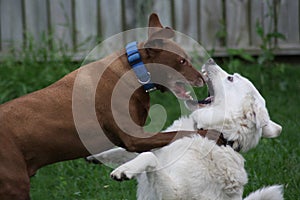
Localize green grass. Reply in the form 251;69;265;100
0;57;299;199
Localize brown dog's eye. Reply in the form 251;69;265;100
180;59;186;65
227;76;234;82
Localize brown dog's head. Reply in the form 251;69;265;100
141;13;204;100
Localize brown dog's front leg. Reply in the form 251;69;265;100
124;130;207;153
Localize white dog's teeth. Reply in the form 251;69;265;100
185;91;191;95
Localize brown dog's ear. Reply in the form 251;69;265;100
146;13;175;55
148;13;163;37
148;13;163;28
149;27;175;40
148;13;175;39
144;28;175;53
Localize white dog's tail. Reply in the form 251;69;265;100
244;185;284;200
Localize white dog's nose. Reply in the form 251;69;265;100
262;120;282;138
206;58;216;65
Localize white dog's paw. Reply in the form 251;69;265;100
85;155;101;164
110;166;135;181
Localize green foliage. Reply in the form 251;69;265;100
255;20;286;66
30;160;137;200
15;32;72;64
0;46;77;104
255;0;286;66
225;48;255;72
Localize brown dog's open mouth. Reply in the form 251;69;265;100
172;82;193;100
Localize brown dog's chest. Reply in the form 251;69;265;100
94;66;150;147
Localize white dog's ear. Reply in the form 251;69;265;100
262;120;282;138
252;100;269;130
252;97;282;138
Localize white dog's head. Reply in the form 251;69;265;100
189;58;282;152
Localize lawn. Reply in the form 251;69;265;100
0;55;299;199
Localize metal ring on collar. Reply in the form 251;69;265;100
137;72;151;85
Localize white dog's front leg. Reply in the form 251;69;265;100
86;147;138;166
111;152;158;181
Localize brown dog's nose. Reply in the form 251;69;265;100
206;58;216;65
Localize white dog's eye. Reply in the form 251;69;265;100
227;76;234;82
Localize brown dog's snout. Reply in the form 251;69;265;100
192;74;205;87
191;65;205;87
185;63;205;87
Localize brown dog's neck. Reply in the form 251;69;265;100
134;42;166;93
137;42;152;62
108;42;158;93
137;42;160;68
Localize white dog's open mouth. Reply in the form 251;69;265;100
198;68;215;106
198;95;214;105
184;69;215;109
185;90;213;109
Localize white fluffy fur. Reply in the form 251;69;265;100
89;60;283;200
244;185;284;200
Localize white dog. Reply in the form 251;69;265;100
88;59;283;200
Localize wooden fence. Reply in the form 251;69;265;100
0;0;299;59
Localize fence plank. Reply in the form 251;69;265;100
24;0;48;44
0;0;23;51
200;0;223;49
74;0;97;51
277;0;299;45
250;0;263;46
173;0;199;41
262;0;275;42
226;0;250;48
123;0;136;30
1;0;300;58
172;0;184;33
100;0;122;40
153;0;172;27
49;0;73;50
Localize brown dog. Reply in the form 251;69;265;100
0;14;204;199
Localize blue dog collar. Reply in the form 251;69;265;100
125;41;156;93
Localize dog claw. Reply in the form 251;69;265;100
110;167;133;181
85;156;102;164
111;172;130;181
